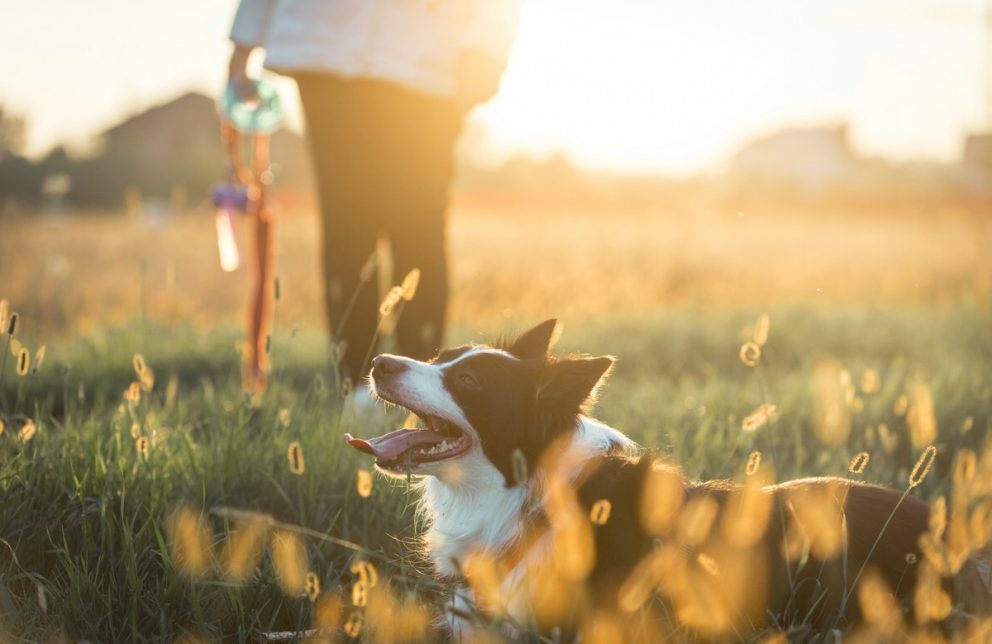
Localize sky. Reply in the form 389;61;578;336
1;0;989;175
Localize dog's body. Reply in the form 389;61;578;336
346;320;991;639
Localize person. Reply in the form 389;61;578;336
227;0;521;384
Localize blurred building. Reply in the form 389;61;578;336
729;124;859;195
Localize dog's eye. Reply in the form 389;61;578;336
457;372;480;389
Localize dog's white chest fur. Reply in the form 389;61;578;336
417;417;636;632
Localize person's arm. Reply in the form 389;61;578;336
228;0;277;85
455;0;522;108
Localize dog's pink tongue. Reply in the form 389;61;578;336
345;428;445;461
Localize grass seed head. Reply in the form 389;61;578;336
812;358;852;446
928;497;947;539
343;611;363;637
0;419;4;435
400;268;420;301
277;408;291;428
287;441;305;475
31;345;46;373
0;299;7;332
849;451;870;474
907;383;938;448
305;572;320;602
378;286;403;317
746;450;762;475
893;394;909;416
909;446;937;488
739;341;761;367
349;560;379;588
220;518;270;583
125;381;141;404
753;313;770;346
641;463;684;535
135;436;150;460
351;580;368;607
741;404;776;433
133;354;146;376
860;369;881;394
590;499;612;526
16;347;29;376
166;505;212;578
962;416;975;433
18;419;36;442
356;468;373;497
696;552;719;577
270;529;308;596
6;311;17;335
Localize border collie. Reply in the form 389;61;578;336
346;319;991;639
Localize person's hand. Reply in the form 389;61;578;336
455;49;506;110
228;43;258;102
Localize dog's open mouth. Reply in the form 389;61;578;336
345;413;470;470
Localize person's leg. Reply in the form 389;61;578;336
296;74;383;383
376;84;464;360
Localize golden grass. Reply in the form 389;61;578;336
1;201;990;337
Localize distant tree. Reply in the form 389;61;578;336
0;106;26;160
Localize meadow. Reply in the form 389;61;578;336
0;201;990;641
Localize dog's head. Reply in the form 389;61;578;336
345;319;615;486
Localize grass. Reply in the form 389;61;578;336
0;301;989;640
0;205;990;640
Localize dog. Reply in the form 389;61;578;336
346;319;991;639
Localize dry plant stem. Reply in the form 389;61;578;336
0;331;11;412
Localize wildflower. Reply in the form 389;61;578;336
848;451;870;474
400;268;421;301
356;469;373;497
909;446;937;488
18;419;36;442
16;347;29;376
741;404;776;433
166;504;212;578
745;450;762;476
590;499;612;526
305;572;321;602
738;342;761;367
288;441;305;475
860;369;880;394
270;529;307;596
752;313;770;346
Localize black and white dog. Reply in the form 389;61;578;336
346;320;991;639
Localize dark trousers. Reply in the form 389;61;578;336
296;74;463;382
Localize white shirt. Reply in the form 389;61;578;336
230;0;521;98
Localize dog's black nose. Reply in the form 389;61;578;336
371;355;406;379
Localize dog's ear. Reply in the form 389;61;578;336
536;355;614;419
506;319;560;359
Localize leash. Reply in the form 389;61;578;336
213;79;283;398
